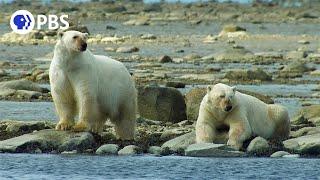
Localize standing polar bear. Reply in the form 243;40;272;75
49;30;137;140
196;83;290;150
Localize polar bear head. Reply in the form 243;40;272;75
57;30;88;52
206;83;237;112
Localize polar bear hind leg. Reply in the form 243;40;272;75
113;99;136;140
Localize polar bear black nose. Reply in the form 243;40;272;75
80;43;87;51
225;105;232;112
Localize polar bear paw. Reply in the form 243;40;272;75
56;121;74;131
72;121;88;132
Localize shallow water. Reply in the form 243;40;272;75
0;154;319;180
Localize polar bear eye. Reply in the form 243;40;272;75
73;36;78;39
219;94;225;98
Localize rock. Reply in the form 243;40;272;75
247;137;270;155
281;61;313;73
224;68;272;81
185;87;274;121
116;46;139;53
96;144;119;155
61;150;77;155
290;127;320;138
140;34;156;40
159;55;173;63
0;61;10;67
16;90;42;99
185;143;244;157
106;25;116;30
286;51;308;59
220;24;246;33
0;79;48;93
270;151;290;158
118;145;142;155
161;132;196;153
283;154;300;158
58;132;95;153
215;47;253;62
148;146;162;155
123;18;150;26
165;81;185;88
0;88;16;97
0;120;55;141
160;129;186;142
28;30;44;40
218;25;248;38
0;69;8;77
292;105;320;126
310;70;320;76
298;40;310;44
137;86;187;123
283;133;320;155
0;129;96;153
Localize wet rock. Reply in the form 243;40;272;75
224;68;272;81
159;55;173;63
0;79;48;93
106;25;116;30
270;151;291;158
165;81;185;88
58;132;95;153
0;88;16;97
185;87;274;121
283;133;320;155
118;145;142;155
218;25;248;38
185;143;245;157
247;137;270;155
283;154;300;158
61;150;77;155
123;18;150;26
137;86;187;123
0;130;96;153
281;61;313;74
116;46;139;53
96;144;119;155
140;34;156;40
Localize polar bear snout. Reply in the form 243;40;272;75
224;105;233;112
80;42;87;52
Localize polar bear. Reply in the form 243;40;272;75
195;83;290;150
49;30;137;140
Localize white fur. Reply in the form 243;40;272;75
196;83;290;149
49;31;137;140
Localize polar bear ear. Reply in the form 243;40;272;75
207;85;213;93
57;31;64;39
83;33;89;38
231;86;237;92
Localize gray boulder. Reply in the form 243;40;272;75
283;133;320;155
0;79;48;93
185;143;244;157
270;151;290;158
96;144;119;155
118;145;142;155
58;132;95;152
224;68;272;81
138;86;187;123
247;137;270;155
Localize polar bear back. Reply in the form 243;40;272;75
235;92;278;138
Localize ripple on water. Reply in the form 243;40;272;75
0;154;320;179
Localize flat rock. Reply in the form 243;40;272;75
185;143;245;157
224;68;272;81
247;137;270;155
0;129;95;153
0;79;48;93
283;133;320;155
116;46;139;53
96;144;119;155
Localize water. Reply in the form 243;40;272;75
0;154;319;179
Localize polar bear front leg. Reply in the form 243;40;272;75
196;109;216;143
52;91;76;131
227;118;251;150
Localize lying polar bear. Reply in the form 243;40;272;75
49;30;137;140
196;83;290;150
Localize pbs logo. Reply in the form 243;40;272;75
10;10;35;34
10;10;69;35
